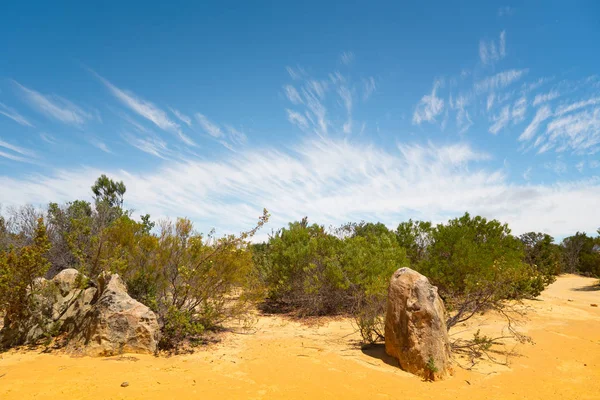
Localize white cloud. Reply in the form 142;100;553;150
123;133;170;160
0;102;34;127
498;6;514;17
511;96;527;123
486;93;495;111
362;77;376;100
544;159;567;174
195;113;223;138
89;138;112;154
39;132;56;144
523;167;532;181
555;97;600;116
576;161;585;173
13;82;92;126
286;109;309;130
170;108;192;127
533;90;560;106
93;72;194;145
2;138;600;239
452;95;473;133
286;66;306;80
224;124;247;145
479;31;506;65
413;80;444;124
542;108;600;154
519;105;552;141
475;69;528;93
283;85;303;104
338;86;353;133
0;138;36;163
340;51;355;65
489;106;511;134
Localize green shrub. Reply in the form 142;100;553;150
0;218;51;333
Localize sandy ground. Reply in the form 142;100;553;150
1;274;599;400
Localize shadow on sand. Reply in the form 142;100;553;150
360;343;399;368
571;284;600;292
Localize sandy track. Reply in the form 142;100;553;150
1;274;599;399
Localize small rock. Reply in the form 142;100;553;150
567;299;574;302
591;304;598;307
121;382;129;387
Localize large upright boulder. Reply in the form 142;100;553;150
384;267;452;380
67;272;160;356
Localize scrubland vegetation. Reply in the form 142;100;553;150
1;175;599;351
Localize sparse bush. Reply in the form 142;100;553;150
0;218;51;334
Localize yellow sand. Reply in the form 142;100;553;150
1;274;599;399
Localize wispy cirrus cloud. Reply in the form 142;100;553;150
123;133;171;160
533;90;560;106
479;31;506;65
413;80;444;124
498;6;514;17
489;105;511;134
1;137;599;239
283;85;303;104
340;51;355;65
13;81;92;126
511;96;527;124
92;71;195;146
195;113;223;138
474;69;528;93
89;137;112;154
195;113;248;150
40;132;57;144
170;108;192;127
284;68;367;137
519;105;552;142
362;77;376;101
0;138;36;163
0;102;34;127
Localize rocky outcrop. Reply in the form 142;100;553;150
68;272;160;356
384;267;452;380
0;269;159;356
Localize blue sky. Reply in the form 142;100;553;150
1;1;599;240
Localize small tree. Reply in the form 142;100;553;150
520;232;562;285
0;218;51;335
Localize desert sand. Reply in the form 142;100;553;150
1;274;599;399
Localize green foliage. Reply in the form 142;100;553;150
255;220;408;343
259;220;347;315
561;232;600;277
395;219;433;265
426;357;439;373
159;306;205;350
91;174;126;209
520;232;562;285
98;210;270;351
415;213;548;329
256;213;559;342
422;213;542;299
0;218;51;324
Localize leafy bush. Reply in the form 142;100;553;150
258;219;348;315
254;220;408;342
411;213;547;329
0;218;51;328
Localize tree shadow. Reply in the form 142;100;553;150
360;343;399;368
571;284;600;292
